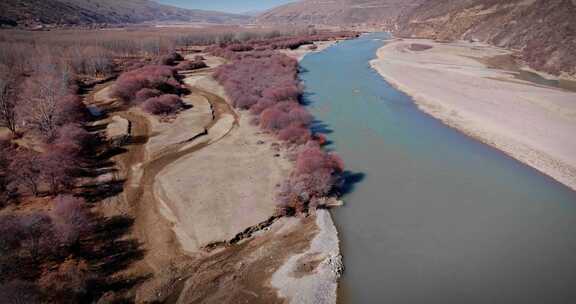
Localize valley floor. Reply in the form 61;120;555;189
371;39;576;191
90;49;341;303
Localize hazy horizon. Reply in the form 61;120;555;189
155;0;295;14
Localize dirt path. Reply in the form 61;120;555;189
87;68;241;299
129;90;237;270
89;61;338;303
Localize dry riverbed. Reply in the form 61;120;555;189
371;39;576;190
90;52;342;303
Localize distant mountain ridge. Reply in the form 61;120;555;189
255;0;425;28
257;0;576;77
0;0;249;27
396;0;576;77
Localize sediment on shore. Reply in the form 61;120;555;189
371;39;576;191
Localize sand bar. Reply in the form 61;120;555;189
371;39;576;190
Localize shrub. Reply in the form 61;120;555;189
260;107;290;131
277;145;344;214
134;88;162;104
54;124;94;156
111;65;182;103
228;44;254;52
278;124;311;145
210;39;349;214
110;74;148;102
294;145;344;176
250;98;275;115
39;146;77;195
157;52;184;66
213;54;300;110
142;94;186;115
287;106;313;127
51;195;92;246
175;60;207;71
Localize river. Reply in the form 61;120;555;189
299;33;576;304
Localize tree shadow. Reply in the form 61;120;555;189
82;167;119;178
310;119;334;135
78;215;148;301
126;135;148;146
85;123;109;133
302;93;366;197
300;91;316;106
78;179;125;203
340;171;366;196
97;146;128;160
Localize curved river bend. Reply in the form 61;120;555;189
300;33;576;304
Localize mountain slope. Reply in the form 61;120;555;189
255;0;424;28
396;0;576;77
0;0;249;27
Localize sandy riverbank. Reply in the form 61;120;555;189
161;74;343;304
371;39;576;191
281;40;339;61
155;75;291;253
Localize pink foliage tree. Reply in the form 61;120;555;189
141;94;186;115
111;65;182;103
210;39;348;214
134;88;162;104
175;60;208;71
278;144;344;214
278;124;311;145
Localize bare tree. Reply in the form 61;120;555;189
0;66;16;134
9;151;41;196
18;65;77;140
18;213;55;262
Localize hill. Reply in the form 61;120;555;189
255;0;424;28
395;0;576;77
0;0;249;27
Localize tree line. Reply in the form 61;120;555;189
210;31;356;214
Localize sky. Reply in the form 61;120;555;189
155;0;295;14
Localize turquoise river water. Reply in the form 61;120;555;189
299;33;576;304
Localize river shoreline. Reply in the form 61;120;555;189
370;38;576;191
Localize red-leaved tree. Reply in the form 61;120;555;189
141;94;186;115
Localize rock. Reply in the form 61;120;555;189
323;254;344;280
317;197;344;208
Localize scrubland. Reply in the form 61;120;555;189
0;26;355;303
